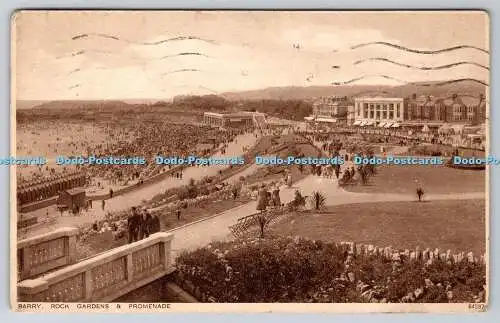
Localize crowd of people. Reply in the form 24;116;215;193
16;118;249;190
300;123;486;151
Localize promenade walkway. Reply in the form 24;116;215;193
22;132;258;237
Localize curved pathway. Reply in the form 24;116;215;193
168;173;484;258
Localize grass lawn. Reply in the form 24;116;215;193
343;164;485;194
271;199;486;255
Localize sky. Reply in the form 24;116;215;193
13;11;489;100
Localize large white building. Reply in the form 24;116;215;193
203;111;259;128
353;97;406;127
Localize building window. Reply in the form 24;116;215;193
370;111;374;118
396;104;400;118
382;111;387;119
364;109;368;118
389;111;394;119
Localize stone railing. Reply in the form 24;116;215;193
17;232;174;302
17;227;79;282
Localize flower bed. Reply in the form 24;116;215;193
175;236;486;303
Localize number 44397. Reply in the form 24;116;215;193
468;303;486;311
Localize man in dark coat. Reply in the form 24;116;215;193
150;213;161;234
272;188;281;207
127;207;140;243
141;208;153;238
257;185;269;212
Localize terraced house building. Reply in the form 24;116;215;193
406;93;487;124
304;96;352;125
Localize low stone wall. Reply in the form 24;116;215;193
338;241;486;266
17;216;38;229
174;271;216;303
336;241;486;303
19;196;58;213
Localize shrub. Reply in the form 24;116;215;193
176;237;347;302
309;191;326;210
287;190;306;210
176;237;486;303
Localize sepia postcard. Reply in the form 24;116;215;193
11;10;489;313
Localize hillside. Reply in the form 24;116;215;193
17;80;487;111
220;81;487;101
14;100;49;110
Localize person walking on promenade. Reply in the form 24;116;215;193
101;199;106;211
272;187;281;207
109;188;114;198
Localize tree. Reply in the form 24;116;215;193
294;190;306;208
309;191;326;210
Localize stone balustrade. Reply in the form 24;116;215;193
18;232;174;302
17;227;79;282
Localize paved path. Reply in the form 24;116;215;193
168;136;485;256
167;174;484;258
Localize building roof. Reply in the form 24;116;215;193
441;97;456;106
64;188;86;196
460;96;481;107
437;95;483;107
204;111;263;118
354;97;403;102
